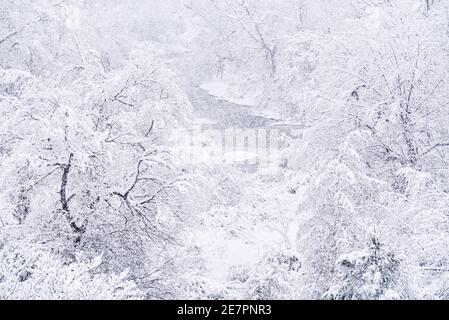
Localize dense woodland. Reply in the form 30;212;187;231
1;0;449;299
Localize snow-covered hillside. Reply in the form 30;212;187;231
1;0;449;300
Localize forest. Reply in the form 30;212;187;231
1;0;449;300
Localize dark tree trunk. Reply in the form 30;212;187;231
60;153;87;236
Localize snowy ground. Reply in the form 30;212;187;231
193;172;304;282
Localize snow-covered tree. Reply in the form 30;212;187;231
324;236;402;300
0;245;142;300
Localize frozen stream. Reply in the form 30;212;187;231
186;87;304;288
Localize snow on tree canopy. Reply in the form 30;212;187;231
1;0;449;300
